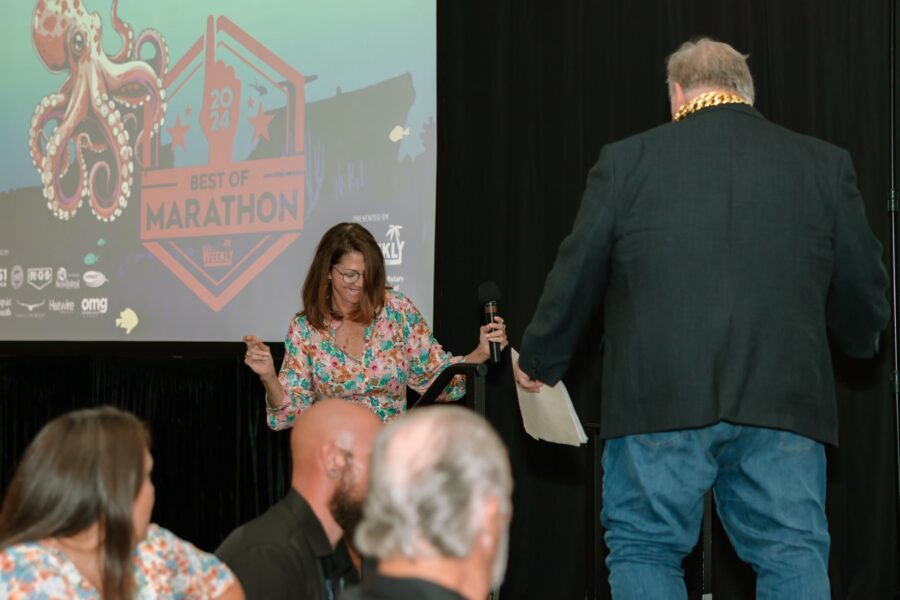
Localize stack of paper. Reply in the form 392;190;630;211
511;348;588;446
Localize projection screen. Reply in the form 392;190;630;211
0;0;436;341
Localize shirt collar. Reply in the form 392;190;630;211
284;488;335;558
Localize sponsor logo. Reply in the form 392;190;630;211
11;265;23;290
0;297;11;317
27;267;53;291
381;225;404;266
16;300;47;318
386;274;404;292
0;268;6;288
81;297;108;316
202;240;233;268
352;212;389;224
140;18;306;312
82;271;108;288
56;267;81;290
49;299;76;314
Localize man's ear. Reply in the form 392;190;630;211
479;495;502;550
670;81;686;118
321;441;348;479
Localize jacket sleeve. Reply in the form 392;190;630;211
519;145;619;384
826;150;890;357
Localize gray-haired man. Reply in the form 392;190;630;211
343;406;513;600
515;37;889;598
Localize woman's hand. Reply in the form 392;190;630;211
243;335;276;380
469;316;508;363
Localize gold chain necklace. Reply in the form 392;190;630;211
673;91;749;122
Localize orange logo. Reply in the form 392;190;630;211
141;16;305;311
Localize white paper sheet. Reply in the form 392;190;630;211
511;348;588;446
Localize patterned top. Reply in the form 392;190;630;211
267;290;466;427
0;524;237;599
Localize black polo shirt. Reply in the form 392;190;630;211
216;489;358;600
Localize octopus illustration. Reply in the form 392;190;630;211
29;0;169;221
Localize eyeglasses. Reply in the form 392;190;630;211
332;266;364;284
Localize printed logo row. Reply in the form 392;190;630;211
0;266;107;291
0;297;108;318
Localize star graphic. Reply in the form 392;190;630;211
167;113;190;150
248;103;274;143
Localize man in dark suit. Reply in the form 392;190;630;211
514;38;889;599
216;399;381;600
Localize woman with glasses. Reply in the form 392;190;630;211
243;222;507;426
0;406;243;600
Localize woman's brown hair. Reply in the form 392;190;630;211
0;406;150;600
302;222;387;328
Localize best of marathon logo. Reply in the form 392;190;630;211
140;16;306;312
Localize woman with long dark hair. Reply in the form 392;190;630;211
0;406;243;599
244;222;508;427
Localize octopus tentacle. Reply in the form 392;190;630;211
40;72;94;219
107;0;135;63
86;97;133;221
103;59;167;169
133;29;169;81
29;92;67;178
30;0;167;221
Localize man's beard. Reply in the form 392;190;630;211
329;475;364;539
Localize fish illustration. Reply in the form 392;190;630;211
389;125;410;142
84;253;100;265
116;308;139;335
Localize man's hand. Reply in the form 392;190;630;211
513;357;544;392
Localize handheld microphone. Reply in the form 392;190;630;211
478;281;502;364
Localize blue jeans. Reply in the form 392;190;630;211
601;421;830;599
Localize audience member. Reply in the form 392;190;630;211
216;398;381;600
0;406;243;599
346;405;513;600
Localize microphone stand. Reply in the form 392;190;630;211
889;2;900;598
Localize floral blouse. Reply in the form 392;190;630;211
0;524;236;599
267;290;466;427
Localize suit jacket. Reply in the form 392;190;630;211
342;572;466;600
215;489;358;600
519;103;889;445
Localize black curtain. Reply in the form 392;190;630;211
433;1;898;598
2;1;898;598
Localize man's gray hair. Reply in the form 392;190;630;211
354;405;513;560
666;37;755;104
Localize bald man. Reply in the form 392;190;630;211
216;399;381;600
